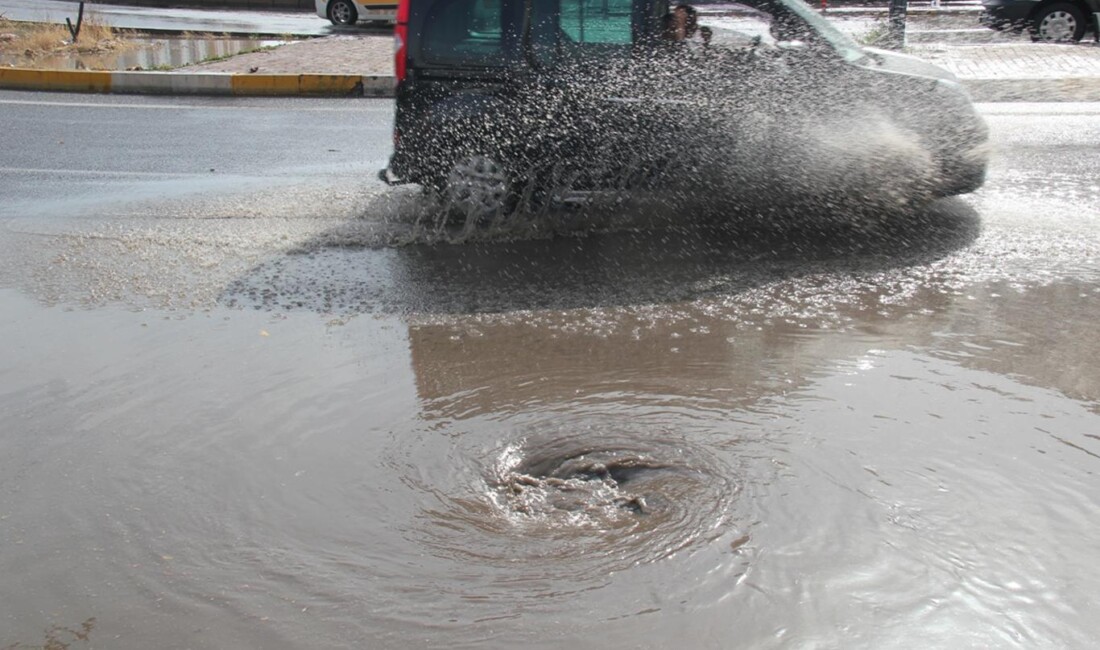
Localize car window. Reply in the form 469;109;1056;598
561;0;633;44
529;0;635;66
773;0;866;63
698;7;776;50
422;0;507;66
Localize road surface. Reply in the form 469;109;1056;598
1;91;1099;649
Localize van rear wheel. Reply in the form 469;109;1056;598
328;0;358;26
442;155;516;225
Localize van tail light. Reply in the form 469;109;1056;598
394;0;409;83
394;26;408;82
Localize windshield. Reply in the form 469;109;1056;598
753;0;868;63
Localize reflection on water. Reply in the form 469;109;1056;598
0;36;285;71
2;234;1100;647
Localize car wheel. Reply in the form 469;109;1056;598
1029;3;1086;42
443;155;515;226
328;0;358;26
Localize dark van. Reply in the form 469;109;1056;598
380;0;989;218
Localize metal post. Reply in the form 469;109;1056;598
886;0;907;50
66;1;85;42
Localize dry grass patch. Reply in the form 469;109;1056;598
0;14;140;68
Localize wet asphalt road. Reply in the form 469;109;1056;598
1;92;1100;648
0;92;390;218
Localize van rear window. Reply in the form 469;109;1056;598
422;0;506;66
560;0;633;44
529;0;635;65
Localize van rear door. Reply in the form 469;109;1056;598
520;0;678;190
389;0;526;183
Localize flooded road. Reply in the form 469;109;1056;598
1;97;1099;648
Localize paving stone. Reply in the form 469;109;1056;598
173;34;392;75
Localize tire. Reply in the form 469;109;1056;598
1029;3;1086;42
328;0;358;26
441;155;516;227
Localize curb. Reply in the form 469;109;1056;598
820;6;984;15
4;67;1100;101
0;68;395;97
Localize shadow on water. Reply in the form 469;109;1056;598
221;194;981;316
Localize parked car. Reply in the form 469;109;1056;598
980;0;1099;42
316;0;396;25
380;0;989;219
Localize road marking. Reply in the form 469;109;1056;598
0;167;209;177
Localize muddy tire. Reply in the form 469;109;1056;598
328;0;358;26
1029;3;1086;42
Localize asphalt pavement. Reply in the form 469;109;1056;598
2;90;1097;227
0;91;391;216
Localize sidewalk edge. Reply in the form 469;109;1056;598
0;69;396;97
965;77;1100;101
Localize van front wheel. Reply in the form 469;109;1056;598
1030;3;1086;41
328;0;358;26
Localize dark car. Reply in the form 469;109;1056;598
981;0;1099;41
381;0;989;220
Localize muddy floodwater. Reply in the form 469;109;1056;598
2;106;1100;648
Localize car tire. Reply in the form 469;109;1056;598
328;0;358;26
441;155;516;227
1029;3;1086;42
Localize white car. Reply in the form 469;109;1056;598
315;0;397;25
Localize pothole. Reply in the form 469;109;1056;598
502;449;674;519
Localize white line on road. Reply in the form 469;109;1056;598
0;167;209;177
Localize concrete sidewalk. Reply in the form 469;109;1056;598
912;43;1100;100
3;33;1100;100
